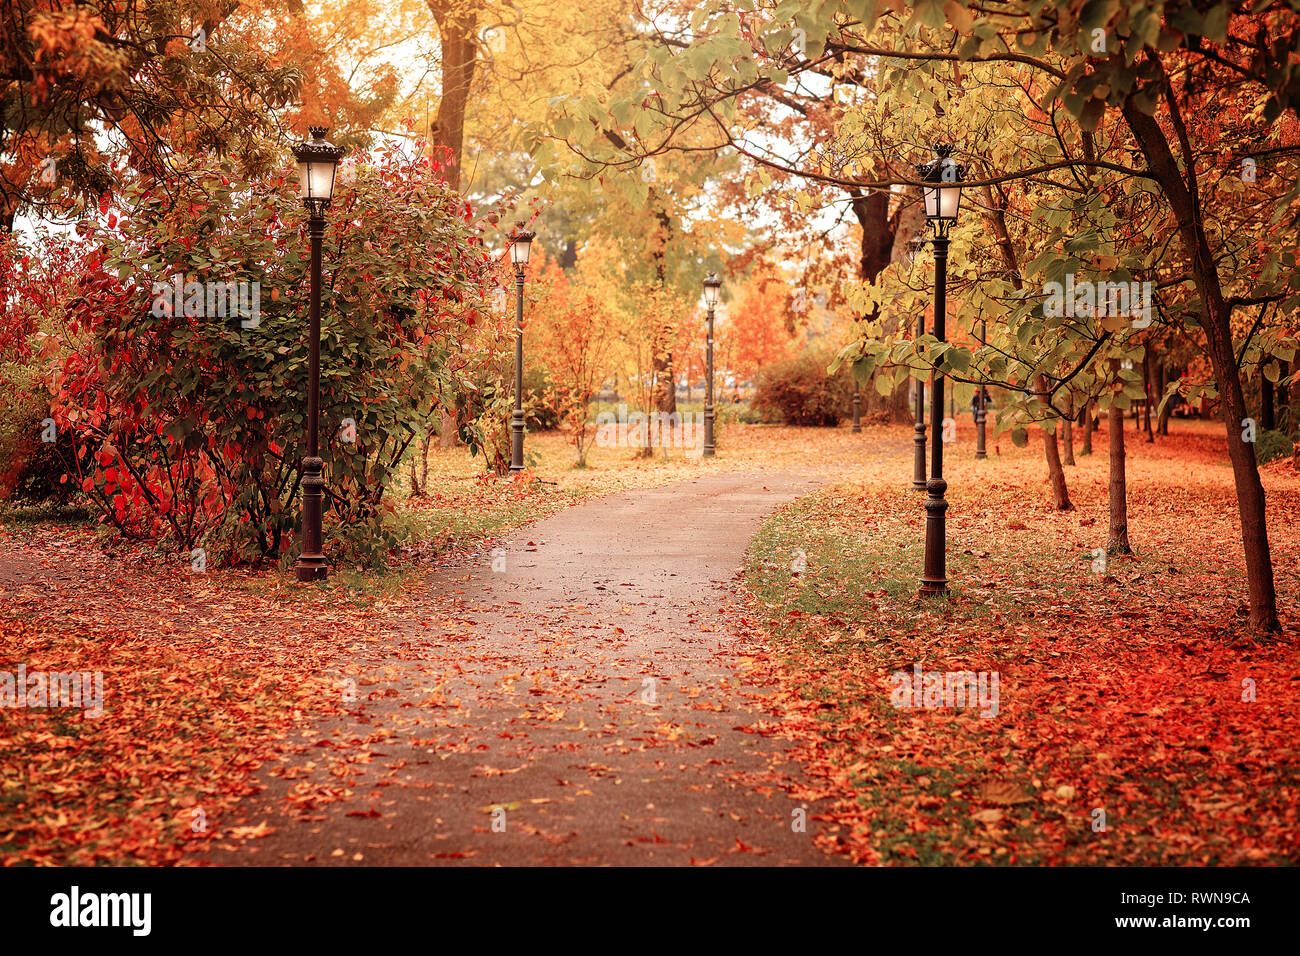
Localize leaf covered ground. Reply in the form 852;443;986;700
2;420;1295;865
742;418;1300;864
0;425;867;865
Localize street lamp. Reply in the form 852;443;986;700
915;144;965;596
509;221;535;473
291;126;344;583
975;321;989;459
851;379;862;433
902;234;929;491
702;271;721;458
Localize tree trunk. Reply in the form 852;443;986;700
438;408;458;449
652;325;677;414
851;187;910;422
1279;360;1291;432
1035;375;1073;510
426;1;480;451
1107;400;1132;554
1062;391;1076;466
984;188;1071;506
1142;352;1154;442
650;206;677;415
1043;425;1073;509
1124;93;1278;630
426;1;479;191
1261;370;1275;431
1081;400;1094;455
1156;364;1172;436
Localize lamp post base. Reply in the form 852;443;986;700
296;454;327;583
294;556;328;582
509;411;525;472
912;420;927;491
919;477;948;596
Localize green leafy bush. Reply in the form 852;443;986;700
752;348;855;426
1254;428;1294;464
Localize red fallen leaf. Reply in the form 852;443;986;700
979;781;1035;806
225;821;276;840
345;806;382;818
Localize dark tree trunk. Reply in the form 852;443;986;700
1156;363;1172;436
1124;91;1278;631
651;207;676;415
982;182;1073;509
1262;371;1276;431
1062;391;1076;466
1036;376;1073;510
1142;352;1154;442
426;0;479;192
1279;360;1292;432
428;0;480;449
1107;400;1132;554
850;187;909;421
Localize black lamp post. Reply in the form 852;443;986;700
975;320;988;459
915;145;965;596
903;235;928;491
915;357;929;490
508;221;535;473
291;126;344;583
852;380;862;433
702;272;721;458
